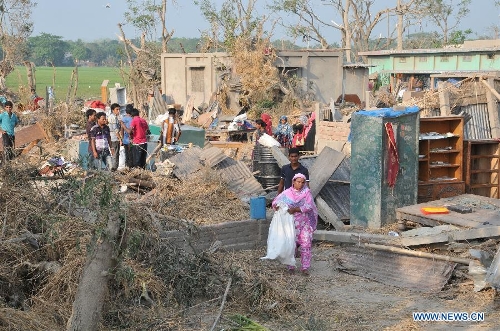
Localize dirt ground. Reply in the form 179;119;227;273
3;133;500;330
186;243;500;331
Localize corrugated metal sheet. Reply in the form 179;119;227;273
297;156;316;169
225;176;266;198
461;104;492;139
169;144;265;199
170;146;203;179
287;154;351;220
216;158;254;181
329;156;351;181
317;183;350;219
336;246;456;292
200;146;228;167
215;158;266;197
150;86;169;120
423;103;493;139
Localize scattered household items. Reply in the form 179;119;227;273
420;206;450;215
37;156;77;177
206;112;255;142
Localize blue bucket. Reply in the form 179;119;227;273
250;196;266;219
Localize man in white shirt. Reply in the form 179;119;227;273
107;103;121;171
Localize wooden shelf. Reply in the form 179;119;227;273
429;164;460;168
464;139;500;199
418;116;465;202
429;150;460;154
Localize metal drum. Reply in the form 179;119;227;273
252;144;261;172
259;146;281;176
259;162;281;176
255;175;281;191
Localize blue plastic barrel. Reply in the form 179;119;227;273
250;196;266;219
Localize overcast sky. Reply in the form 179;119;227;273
32;0;500;45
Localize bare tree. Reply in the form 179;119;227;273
0;0;35;90
270;0;419;62
413;0;471;45
196;0;267;51
196;0;282;114
120;0;175;112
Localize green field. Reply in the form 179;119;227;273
5;66;126;101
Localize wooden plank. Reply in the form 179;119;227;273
401;226;500;246
396;204;480;228
21;139;40;155
396;210;440;227
270;145;290;168
309;146;345;197
315;196;345;231
364;243;472;265
313;230;400;246
438;81;451;116
397;194;500;228
207;141;245;149
0;123;49;152
483;78;500;138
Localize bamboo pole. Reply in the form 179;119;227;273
363;243;473;265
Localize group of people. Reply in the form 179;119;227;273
85;103;149;171
254;112;315;150
85;104;182;172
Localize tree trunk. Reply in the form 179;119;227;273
66;65;78;104
24;61;36;90
66;213;122;331
343;0;352;63
397;0;403;51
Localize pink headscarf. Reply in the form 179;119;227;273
293;173;306;181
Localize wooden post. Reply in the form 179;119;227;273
101;80;109;104
438;81;451;116
482;78;500;138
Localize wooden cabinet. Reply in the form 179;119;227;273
464;140;500;199
418;116;465;202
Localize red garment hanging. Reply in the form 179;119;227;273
385;122;399;188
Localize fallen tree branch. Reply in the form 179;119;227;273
210;277;232;331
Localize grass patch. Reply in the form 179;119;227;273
6;66;126;101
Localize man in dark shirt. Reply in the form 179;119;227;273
277;147;309;194
90;112;113;170
85;108;97;168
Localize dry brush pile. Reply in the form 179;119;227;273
0;146;305;330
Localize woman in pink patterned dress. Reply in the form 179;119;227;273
272;173;318;275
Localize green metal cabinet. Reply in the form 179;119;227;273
350;107;419;228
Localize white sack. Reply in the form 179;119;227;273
261;202;296;266
258;133;280;147
117;145;127;170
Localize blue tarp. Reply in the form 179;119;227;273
354;106;420;118
348;106;420;142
